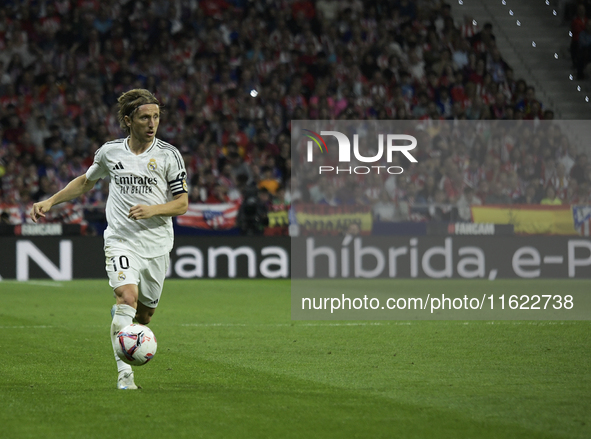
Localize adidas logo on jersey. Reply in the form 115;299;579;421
113;162;125;170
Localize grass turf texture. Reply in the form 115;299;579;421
0;280;589;439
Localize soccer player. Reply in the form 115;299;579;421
30;89;188;390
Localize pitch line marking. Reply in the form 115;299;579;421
180;321;583;327
180;322;404;327
0;280;64;287
0;325;54;329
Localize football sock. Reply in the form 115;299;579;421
111;304;136;374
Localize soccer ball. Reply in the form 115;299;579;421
115;324;157;366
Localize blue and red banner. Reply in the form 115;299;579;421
177;203;239;230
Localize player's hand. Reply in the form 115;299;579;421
128;204;154;220
30;200;52;223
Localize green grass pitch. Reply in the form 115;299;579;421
0;279;589;439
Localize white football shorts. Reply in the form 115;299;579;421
105;248;170;308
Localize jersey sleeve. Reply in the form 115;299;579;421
85;146;109;181
166;147;188;196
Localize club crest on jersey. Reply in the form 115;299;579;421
182;179;188;192
148;158;157;171
118;271;126;281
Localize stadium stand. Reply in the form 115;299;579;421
0;0;589;234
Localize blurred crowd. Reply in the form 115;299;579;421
293;120;591;224
0;0;588;229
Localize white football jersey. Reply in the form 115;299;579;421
86;137;187;258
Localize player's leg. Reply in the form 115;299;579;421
106;251;141;389
136;253;169;323
111;284;140;389
114;283;139;307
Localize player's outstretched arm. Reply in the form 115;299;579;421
128;193;188;220
30;174;98;223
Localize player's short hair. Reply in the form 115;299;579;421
117;89;161;134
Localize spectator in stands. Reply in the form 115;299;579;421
227;152;253;185
516;183;540;205
456;187;482;221
346;185;371;206
236;187;269;236
487;48;508;83
548;163;570;200
188;185;201;204
272;185;289;211
518;153;542;182
286;176;303;204
343;222;361;238
441;166;465;203
416;174;436;201
32;176;51;202
0;211;10;224
258;166;280;195
3;113;24;145
363;173;383;204
26;115;49;149
470;22;496;52
372;190;398;222
46;137;65;165
559;142;577;175
485;181;512;205
308;178;328;204
316;0;339;21
490;92;507;120
428;189;453;221
570;153;588;184
505;171;523;202
516;86;542;117
205;184;230;204
574;182;591;204
398;182;416;219
540;186;562;205
318;183;341;207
